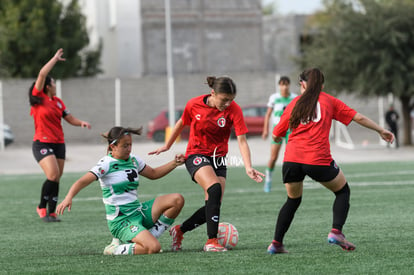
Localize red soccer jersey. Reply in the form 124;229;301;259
30;87;68;143
181;94;248;157
273;92;357;165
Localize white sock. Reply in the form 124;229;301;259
266;168;273;182
113;243;135;255
149;219;171;239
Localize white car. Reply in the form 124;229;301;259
1;124;14;146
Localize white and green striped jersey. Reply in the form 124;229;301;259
266;92;297;125
89;153;146;221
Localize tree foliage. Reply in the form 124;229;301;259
300;0;414;144
0;0;101;78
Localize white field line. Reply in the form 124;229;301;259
72;178;414;202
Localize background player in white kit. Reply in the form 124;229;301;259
262;76;297;192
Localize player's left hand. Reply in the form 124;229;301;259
273;135;282;143
380;129;394;143
246;167;264;183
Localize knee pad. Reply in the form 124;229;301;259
207;183;222;203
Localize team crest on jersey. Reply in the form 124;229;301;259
40;148;48;155
129;225;138;233
57;102;62;109
195;114;201;120
217;116;226;127
193;157;203;166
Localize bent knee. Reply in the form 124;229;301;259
170;193;185;208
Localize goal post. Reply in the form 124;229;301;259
333;95;391;149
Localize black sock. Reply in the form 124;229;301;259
180;204;206;233
332;183;350;231
48;181;59;214
274;196;302;243
205;183;222;239
39;179;55;209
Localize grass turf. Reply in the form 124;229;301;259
1;161;413;274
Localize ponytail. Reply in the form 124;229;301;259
289;68;324;129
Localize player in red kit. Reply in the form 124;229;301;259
29;49;91;222
150;76;264;252
267;68;394;254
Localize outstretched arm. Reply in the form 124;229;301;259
139;154;185;179
148;118;185;155
237;134;264;182
56;172;96;215
64;114;91;129
352;113;395;143
35;48;65;91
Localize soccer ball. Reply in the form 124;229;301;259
217;222;239;249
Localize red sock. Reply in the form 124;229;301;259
331;228;342;235
272;240;283;247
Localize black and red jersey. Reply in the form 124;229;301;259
30;87;68;143
181;94;248;157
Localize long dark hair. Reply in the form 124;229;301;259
28;76;53;106
206;76;237;95
101;126;143;152
289;68;324;129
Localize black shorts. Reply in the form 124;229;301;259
282;160;340;183
185;154;227;182
32;140;66;162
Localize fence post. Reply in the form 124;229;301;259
115;78;121;126
0;81;4;151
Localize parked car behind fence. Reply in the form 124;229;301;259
1;124;14;146
146;104;267;142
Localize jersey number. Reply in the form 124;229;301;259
301;102;321;125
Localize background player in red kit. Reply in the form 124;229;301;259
150;76;264;252
267;68;394;254
29;48;91;222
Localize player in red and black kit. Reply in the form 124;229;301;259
29;48;91;222
150;76;264;252
267;68;394;254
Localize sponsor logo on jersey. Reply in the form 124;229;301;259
217;116;226;127
193;157;203;165
195;114;201;120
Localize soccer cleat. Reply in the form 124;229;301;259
37;207;49;222
267;241;288;254
169;225;184;251
103;238;121;255
37;207;47;218
48;213;61;222
264;180;272;193
328;231;356;251
203;238;227;252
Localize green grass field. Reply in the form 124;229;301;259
1;161;414;274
